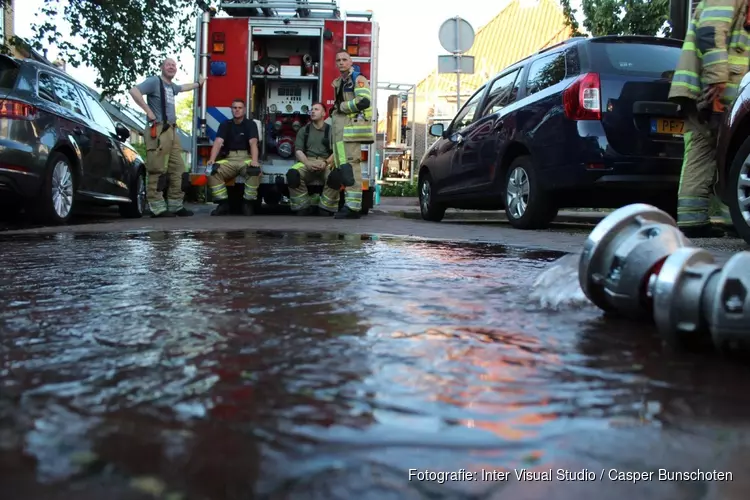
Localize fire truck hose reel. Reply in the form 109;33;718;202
701;251;750;351
286;168;301;188
578;204;691;317
650;247;720;344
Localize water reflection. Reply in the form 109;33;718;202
1;231;750;498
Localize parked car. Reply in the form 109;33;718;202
0;55;146;224
418;35;684;229
715;73;750;245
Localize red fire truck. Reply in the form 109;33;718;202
189;0;380;214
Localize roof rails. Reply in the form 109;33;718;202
218;0;341;19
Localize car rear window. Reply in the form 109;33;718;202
588;42;681;78
0;57;19;90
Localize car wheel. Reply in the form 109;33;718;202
36;153;75;225
119;168;147;218
419;172;446;222
504;155;556;230
727;137;750;244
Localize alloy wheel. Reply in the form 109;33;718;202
420;178;431;214
52;161;74;219
506;166;530;219
738;157;750;224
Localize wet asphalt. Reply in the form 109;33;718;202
1;205;750;499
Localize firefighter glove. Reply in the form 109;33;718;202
286;168;302;189
326;167;343;190
338;163;356;187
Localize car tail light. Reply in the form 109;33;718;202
360;147;369;162
0;100;36;120
563;72;601;121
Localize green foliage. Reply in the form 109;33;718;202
176;93;194;133
29;0;209;99
379;181;417;197
559;0;671;38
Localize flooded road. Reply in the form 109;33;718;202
1;230;749;500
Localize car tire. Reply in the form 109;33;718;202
35;152;76;225
119;168;147;218
419;171;446;222
727;136;750;244
504;155;556;230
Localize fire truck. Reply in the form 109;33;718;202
189;0;380;214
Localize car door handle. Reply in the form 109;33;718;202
493;120;504;131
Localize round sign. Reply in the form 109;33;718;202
438;16;475;53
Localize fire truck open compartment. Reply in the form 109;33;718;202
249;31;323;171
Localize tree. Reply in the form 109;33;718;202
559;0;671;38
27;0;212;99
176;92;194;132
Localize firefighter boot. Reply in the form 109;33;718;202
211;201;231;216
334;206;361;219
174;207;194;217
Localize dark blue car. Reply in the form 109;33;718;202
0;55;147;224
418;35;684;229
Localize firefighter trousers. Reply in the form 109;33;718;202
145;123;187;215
208;151;260;202
288;159;326;211
677;113;732;228
320;118;362;213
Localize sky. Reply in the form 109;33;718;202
14;0;572;117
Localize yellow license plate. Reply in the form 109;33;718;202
652;118;684;135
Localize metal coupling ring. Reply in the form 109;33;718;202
579;203;692;317
702;251;750;351
651;247;720;345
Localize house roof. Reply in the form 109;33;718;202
416;0;571;104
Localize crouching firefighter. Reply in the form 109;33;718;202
130;58;204;217
204;98;262;216
667;0;749;238
319;49;375;219
286;102;334;215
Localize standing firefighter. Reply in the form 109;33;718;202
320;50;375;219
204;99;262;216
130;58;204;217
287;102;334;215
668;0;749;238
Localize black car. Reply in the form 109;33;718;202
419;35;684;229
0;55;146;224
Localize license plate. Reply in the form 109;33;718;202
651;118;684;135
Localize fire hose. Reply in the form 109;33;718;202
578;204;749;351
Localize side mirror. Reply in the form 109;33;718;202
115;122;130;143
429;123;444;137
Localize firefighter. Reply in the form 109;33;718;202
320;49;374;219
204;98;262;216
287;102;334;215
667;0;748;238
130;57;204;218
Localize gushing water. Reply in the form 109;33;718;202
529;252;593;310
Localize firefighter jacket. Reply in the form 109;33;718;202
669;0;750;107
332;70;375;143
